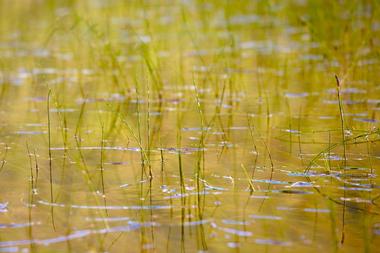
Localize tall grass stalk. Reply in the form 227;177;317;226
335;74;347;244
99;125;107;214
135;86;147;179
297;106;303;167
146;80;152;178
26;142;34;197
33;149;39;194
247;116;258;192
72;100;109;229
47;89;55;230
0;144;8;174
27;142;36;253
286;99;292;153
56;96;69;185
176;85;185;195
241;163;256;192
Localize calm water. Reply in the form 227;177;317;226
0;0;380;252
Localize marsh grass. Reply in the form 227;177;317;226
99;125;107;213
0;144;8;174
335;74;347;244
0;1;379;252
27;142;36;253
47;89;56;229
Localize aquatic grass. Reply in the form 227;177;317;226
99;124;107;213
121;107;151;179
297;106;304;167
176;86;186;196
240;163;255;192
304;130;380;174
335;74;347;244
27;142;36;253
247;116;259;192
159;138;165;184
133;79;151;179
0;1;379;251
32;148;40;195
263;140;275;188
52;92;70;204
191;62;210;253
303;129;380;215
0;144;8;174
66;99;111;229
47;89;55;230
26;142;35;196
73;102;91;176
327;199;339;253
286;98;292;153
145;79;153;179
214;79;229;158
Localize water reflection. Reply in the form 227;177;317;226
0;0;379;252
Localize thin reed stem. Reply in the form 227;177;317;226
47;89;55;230
335;74;347;244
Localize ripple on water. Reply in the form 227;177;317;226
255;238;291;246
250;214;282;220
284;92;309;98
211;222;253;237
326;87;367;94
37;200;171;210
222;219;250;225
253;179;289;185
0;247;18;252
227;242;240;248
0;202;8;213
0;223;145;247
353;118;378;123
288;181;314;187
14;131;46;135
373;223;380;235
0;222;40;229
280;189;313;194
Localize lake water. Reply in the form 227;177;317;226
0;0;379;252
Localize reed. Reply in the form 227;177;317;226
99;124;107;213
47;89;55;230
335;74;346;244
27;142;36;253
0;1;378;251
0;144;8;174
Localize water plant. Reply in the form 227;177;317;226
0;0;379;252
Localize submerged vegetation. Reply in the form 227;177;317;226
0;0;380;252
